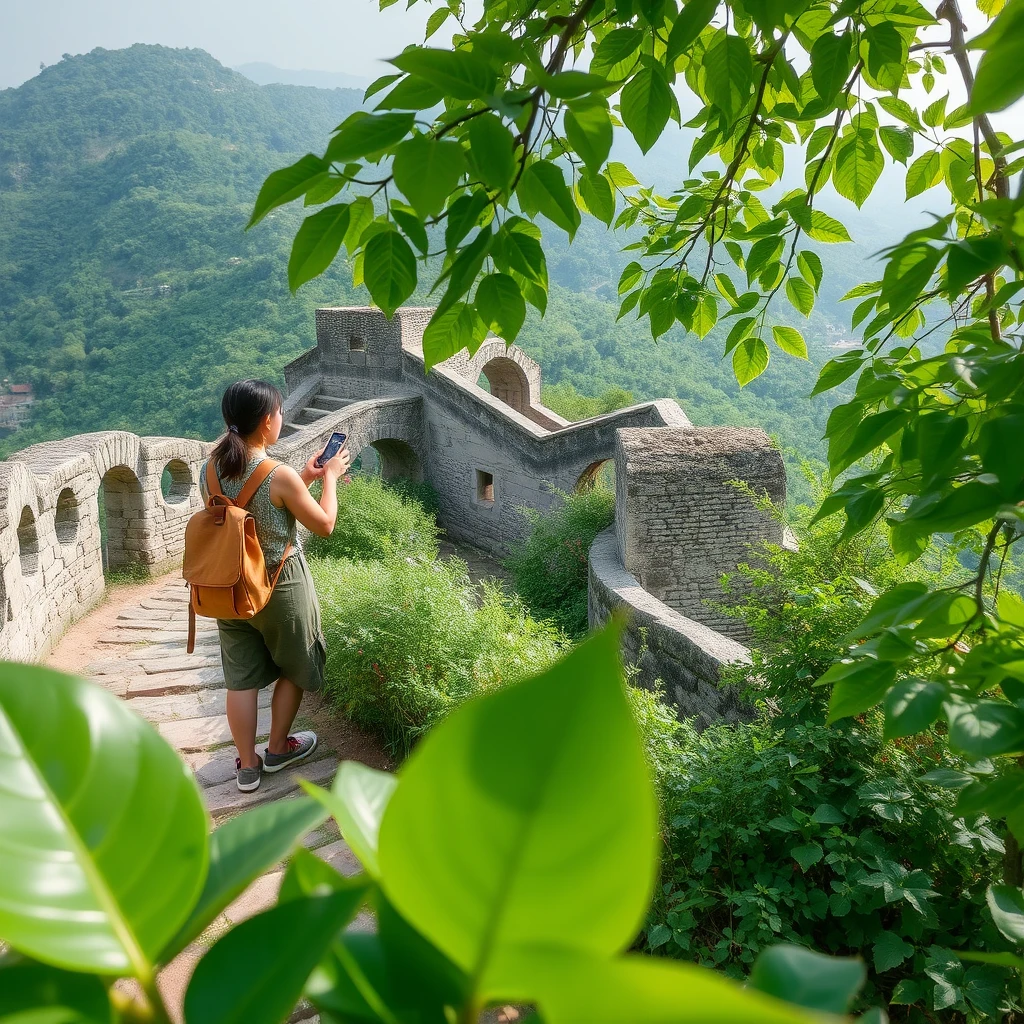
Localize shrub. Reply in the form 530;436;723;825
309;553;565;757
541;381;635;421
305;474;439;562
505;487;615;638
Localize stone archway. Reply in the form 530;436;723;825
576;459;616;493
479;356;531;415
354;438;422;483
99;466;144;571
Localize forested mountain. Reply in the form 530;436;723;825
0;44;869;493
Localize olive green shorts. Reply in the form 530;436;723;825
217;553;326;692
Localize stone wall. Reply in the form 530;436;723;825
614;427;785;643
589;529;751;727
0;431;210;662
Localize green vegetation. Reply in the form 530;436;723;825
505;487;615;638
306;475;564;756
1;644;866;1023
540;380;636;421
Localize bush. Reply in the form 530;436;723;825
644;715;1009;1015
505;487;615;638
540;381;635;421
305;474;439;562
309;553;565;757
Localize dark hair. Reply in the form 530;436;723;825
211;379;283;480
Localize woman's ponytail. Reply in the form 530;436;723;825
211;379;284;480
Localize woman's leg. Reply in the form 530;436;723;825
268;676;305;755
226;688;261;769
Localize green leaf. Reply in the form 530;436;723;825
289;204;351;293
565;97;613;174
704;34;754;117
277;847;351;904
666;0;720;62
392;206;429;255
883;680;945;740
732;336;770;386
424;6;450;39
302;762;397;880
364;72;402;102
305;933;398;1024
810;32;854;104
344;195;375;253
794;208;851;243
0;665;207;976
832;408;907;476
326;112;415;163
164;796;328;961
390;47;497;101
304;175;345;207
947;701;1024;758
986;884;1024;943
375;74;444;111
899;480;1004;537
797;250;823;292
249;153;329;227
691;292;719;338
620;66;673;154
496;218;547;287
873;931;915;972
971;0;1024;114
923;93;948;128
750;945;866;1015
467;114;516;193
772;325;808;358
0;959;113;1023
905;151;942;198
422;302;487;369
393;136;466;218
811;352;865;395
363;229;417;318
579;171;615;226
786;278;815;316
516;162;581;239
833;129;884;207
184;886;369;1024
824;660;898;723
591;27;643;78
879;125;914;165
476;273;526;343
791;843;824;871
377;626;658;977
487;947;815;1022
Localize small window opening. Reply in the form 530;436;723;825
476;469;494;503
349;334;365;352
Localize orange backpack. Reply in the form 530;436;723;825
182;460;291;653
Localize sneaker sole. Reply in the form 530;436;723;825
236;775;262;792
263;735;319;774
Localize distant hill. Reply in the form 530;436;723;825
0;43;854;499
234;62;370;92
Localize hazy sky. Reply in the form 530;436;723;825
1;0;432;90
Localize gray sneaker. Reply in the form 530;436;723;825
263;731;318;774
236;754;263;793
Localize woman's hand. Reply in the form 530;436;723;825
323;446;352;480
299;454;327;487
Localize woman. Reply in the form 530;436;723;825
200;379;350;792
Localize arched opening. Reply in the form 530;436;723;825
54;487;81;545
352;439;422;483
17;506;40;576
161;459;193;505
576;459;616;494
479;357;530;414
99;466;144;572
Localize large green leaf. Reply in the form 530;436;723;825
390;47;497;101
832;129;883;207
824;659;898;723
393;136;466;219
620;66;672;155
482;946;817;1022
163;796;328;961
772;326;808;359
704;34;753;117
810;32;854;105
467;114;516;193
750;945;866;1015
564;97;613;174
986;884;1024;944
516;162;581;239
0;665;207;977
302;761;397;879
288;204;351;293
422;302;488;369
363;230;418;318
0;958;113;1023
905;151;942;199
732;335;770;386
248;153;329;228
476;273;526;343
970;0;1024;113
326;112;415;164
666;0;720;62
184;885;369;1024
377;626;658;979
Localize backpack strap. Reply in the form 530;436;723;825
235;459;280;510
187;603;196;655
205;460;223;502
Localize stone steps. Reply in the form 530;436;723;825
125;685;273;724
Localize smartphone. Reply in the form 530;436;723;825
315;431;347;468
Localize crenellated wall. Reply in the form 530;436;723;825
0;432;211;662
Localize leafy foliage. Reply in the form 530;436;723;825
505;486;616;638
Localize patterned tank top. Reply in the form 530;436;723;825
200;453;299;570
